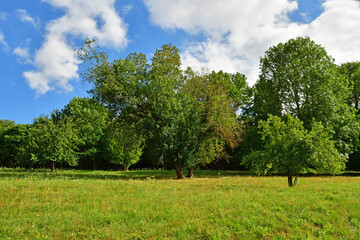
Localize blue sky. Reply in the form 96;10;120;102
0;0;359;124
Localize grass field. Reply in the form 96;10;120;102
0;169;359;239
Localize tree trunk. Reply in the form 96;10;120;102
52;162;55;172
174;163;184;179
123;166;129;171
293;175;298;186
93;158;96;170
288;175;298;187
186;168;194;178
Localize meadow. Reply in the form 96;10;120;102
0;169;359;239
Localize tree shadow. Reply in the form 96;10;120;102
0;169;254;180
0;169;358;181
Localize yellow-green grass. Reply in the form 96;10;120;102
0;169;359;239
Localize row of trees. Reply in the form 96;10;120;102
1;37;360;186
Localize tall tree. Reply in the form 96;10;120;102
181;69;245;176
252;36;359;156
62;97;109;169
78;41;247;178
340;62;360;170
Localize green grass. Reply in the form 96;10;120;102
0;169;359;239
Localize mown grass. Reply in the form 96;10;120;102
0;169;359;239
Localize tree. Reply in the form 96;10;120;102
0;120;15;166
243;115;346;187
104;121;144;171
180;69;245;176
0;124;30;168
28;115;79;171
78;41;247;178
340;62;360;170
340;62;360;113
62;97;109;169
252;36;359;156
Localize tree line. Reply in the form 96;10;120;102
1;36;360;186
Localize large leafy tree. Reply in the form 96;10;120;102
78;41;246;178
243;115;346;187
181;69;246;174
340;62;360;170
28;115;79;171
252;36;359;155
61;97;109;169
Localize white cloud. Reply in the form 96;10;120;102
145;0;360;85
0;12;7;21
306;0;360;64
16;9;40;27
122;4;133;15
0;31;9;51
13;47;32;64
300;12;311;22
24;0;128;96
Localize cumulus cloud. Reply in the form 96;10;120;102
145;0;360;85
24;0;128;96
0;31;9;51
306;0;360;64
17;9;40;27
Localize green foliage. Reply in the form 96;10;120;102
340;62;360;113
78;41;246;177
252;36;359;155
243;115;346;186
62;97;109;167
0;122;30;167
104;121;143;170
28;115;79;170
182;69;243;166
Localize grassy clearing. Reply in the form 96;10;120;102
0;169;359;239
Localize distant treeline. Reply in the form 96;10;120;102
1;37;360;184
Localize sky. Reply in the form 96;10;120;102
0;0;359;124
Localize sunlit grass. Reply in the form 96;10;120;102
0;169;359;239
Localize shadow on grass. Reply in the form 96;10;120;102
0;169;358;181
0;169;254;181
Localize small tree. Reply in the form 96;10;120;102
243;115;346;187
28;115;79;171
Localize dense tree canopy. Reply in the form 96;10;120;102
243;115;346;186
1;37;359;179
62;97;109;169
104;121;144;171
340;62;360;113
78;41;246;178
28;115;79;171
252;36;359;155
